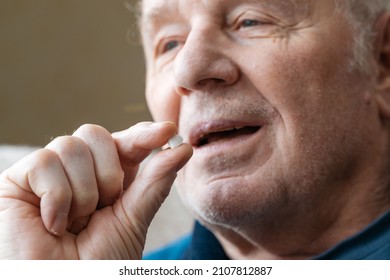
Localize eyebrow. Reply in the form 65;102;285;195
140;0;308;36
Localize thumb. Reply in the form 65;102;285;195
114;143;192;254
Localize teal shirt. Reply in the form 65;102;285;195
144;210;390;260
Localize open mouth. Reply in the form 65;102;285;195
195;126;261;147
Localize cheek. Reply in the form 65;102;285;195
246;35;355;121
242;35;365;161
146;73;181;123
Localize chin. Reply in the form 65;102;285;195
180;175;281;229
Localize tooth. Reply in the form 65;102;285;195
234;126;244;130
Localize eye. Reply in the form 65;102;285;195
157;38;183;56
229;11;280;37
240;19;262;28
156;38;183;58
163;40;180;53
154;33;186;60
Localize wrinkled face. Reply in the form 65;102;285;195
142;0;376;226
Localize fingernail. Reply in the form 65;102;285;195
51;212;68;236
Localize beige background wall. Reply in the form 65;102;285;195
0;0;193;254
1;0;150;146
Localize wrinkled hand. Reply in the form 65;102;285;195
0;122;192;259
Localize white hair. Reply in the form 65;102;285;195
337;0;390;70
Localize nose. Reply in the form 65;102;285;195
173;30;240;95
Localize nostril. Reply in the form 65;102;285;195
175;85;191;96
173;45;240;93
196;78;226;89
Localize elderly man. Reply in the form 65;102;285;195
1;0;390;259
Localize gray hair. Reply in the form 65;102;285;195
337;0;390;70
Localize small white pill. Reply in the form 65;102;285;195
168;135;183;149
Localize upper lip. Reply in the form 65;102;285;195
189;119;262;148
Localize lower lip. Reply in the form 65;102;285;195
194;127;263;155
190;127;272;181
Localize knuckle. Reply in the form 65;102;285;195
47;136;89;159
132;121;153;130
126;123;154;147
29;148;60;171
27;150;72;201
74;124;109;140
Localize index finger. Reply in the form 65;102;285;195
112;121;179;187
